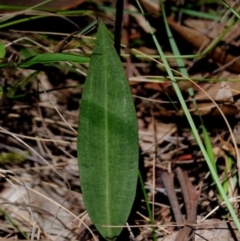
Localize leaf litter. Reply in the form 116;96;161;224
0;0;240;241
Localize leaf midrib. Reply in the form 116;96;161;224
103;33;110;229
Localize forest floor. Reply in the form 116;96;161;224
0;0;240;240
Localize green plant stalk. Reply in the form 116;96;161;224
0;41;6;60
135;0;240;231
201;125;224;199
222;156;233;195
56;10;94;15
138;171;157;240
0;5;28;10
201;125;217;173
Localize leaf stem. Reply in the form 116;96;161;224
114;0;124;55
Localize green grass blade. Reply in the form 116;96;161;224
160;1;240;226
220;0;240;18
138;171;156;238
201;125;224;198
77;22;139;240
159;0;240;231
171;6;221;20
135;0;240;232
0;15;45;28
222;156;234;195
18;53;90;68
0;41;6;61
202;125;217;173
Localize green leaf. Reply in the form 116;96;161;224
18;53;90;68
77;22;139;240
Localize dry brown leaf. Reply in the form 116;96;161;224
139;0;160;15
138;46;158;55
139;121;176;152
188;102;238;116
184;19;225;38
193;81;236;102
214;81;233;102
128;4;156;33
193;80;240;100
144;82;163;91
161;219;240;241
185;19;240;46
167;18;240;73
